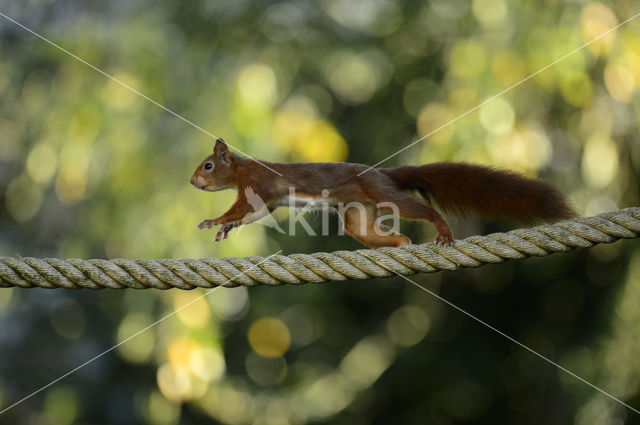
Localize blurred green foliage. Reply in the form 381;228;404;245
1;0;640;424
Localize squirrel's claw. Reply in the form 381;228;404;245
434;232;455;247
214;222;241;242
197;219;218;229
214;226;227;242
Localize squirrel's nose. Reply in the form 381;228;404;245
190;176;195;185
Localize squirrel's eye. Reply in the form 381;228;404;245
204;163;213;170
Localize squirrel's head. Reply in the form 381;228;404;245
190;138;238;192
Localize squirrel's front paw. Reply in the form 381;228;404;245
197;219;218;229
434;232;455;247
214;222;241;242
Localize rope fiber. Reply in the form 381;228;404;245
1;207;638;289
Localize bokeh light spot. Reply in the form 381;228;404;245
416;103;455;146
5;174;43;222
299;121;348;162
323;49;393;104
261;3;304;42
559;72;593;107
189;347;226;383
117;312;155;363
604;63;635;103
44;387;78;425
581;3;618;56
157;363;191;402
340;335;395;389
0;288;15;311
280;305;318;348
585;196;618;217
173;290;211;328
168;337;199;369
386;305;430;346
248;317;291;358
489;125;552;172
208;286;249;321
245;352;288;386
449;40;486;79
102;72;140;110
26;143;58;184
237;64;278;106
145;390;181;425
273;108;348;162
68;104;101;144
55;141;91;204
492;50;526;86
203;384;254;424
581;134;618;189
321;0;403;36
479;98;515;135
472;0;507;27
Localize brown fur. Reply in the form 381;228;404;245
381;163;576;223
191;139;576;248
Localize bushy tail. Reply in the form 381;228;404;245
382;163;576;224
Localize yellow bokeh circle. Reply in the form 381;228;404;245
248;317;291;358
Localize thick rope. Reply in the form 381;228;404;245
1;208;638;289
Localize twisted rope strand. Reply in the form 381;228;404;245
1;208;638;289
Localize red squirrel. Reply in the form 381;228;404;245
190;138;576;248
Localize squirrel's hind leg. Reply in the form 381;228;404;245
341;206;411;249
373;191;454;247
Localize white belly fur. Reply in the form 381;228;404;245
274;194;338;209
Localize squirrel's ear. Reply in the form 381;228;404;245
213;138;227;154
214;138;231;166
